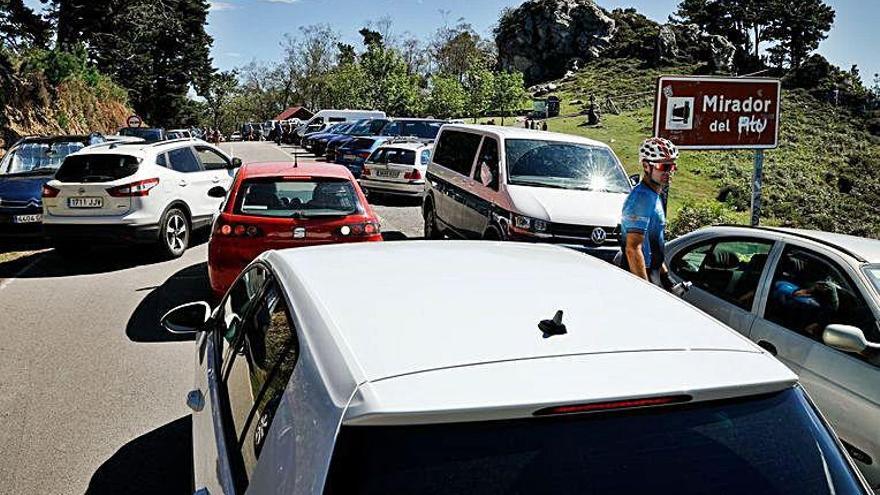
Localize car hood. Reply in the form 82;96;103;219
507;184;627;226
0;174;53;202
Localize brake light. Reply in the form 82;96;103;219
216;223;262;237
338;221;381;237
362;168;372;177
358;152;371;159
532;395;691;416
106;178;160;197
42;184;60;198
404;168;422;181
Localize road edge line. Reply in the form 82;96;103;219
0;252;48;292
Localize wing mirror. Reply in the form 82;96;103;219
230;157;243;168
822;324;880;354
629;174;640;187
161;302;212;334
208;186;227;198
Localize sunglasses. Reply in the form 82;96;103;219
650;161;677;173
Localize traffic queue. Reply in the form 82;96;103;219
1;111;878;494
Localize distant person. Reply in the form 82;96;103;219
274;121;283;145
541;121;548;131
619;137;678;290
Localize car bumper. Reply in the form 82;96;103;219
44;223;160;244
359;178;425;196
506;232;619;262
0;211;46;237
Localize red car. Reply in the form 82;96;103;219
208;161;382;298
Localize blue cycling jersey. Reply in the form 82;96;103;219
620;182;666;269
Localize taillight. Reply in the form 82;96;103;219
106;178;160;197
216;222;262;237
533;395;691;416
42;184;60;198
404;168;423;181
338;221;381;237
358;152;371;159
362;168;372;177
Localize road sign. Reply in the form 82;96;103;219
126;115;143;128
653;76;781;150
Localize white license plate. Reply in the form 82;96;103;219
68;197;103;208
375;170;399;178
13;214;42;224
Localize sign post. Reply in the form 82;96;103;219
653;76;781;225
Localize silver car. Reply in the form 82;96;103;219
667;225;880;491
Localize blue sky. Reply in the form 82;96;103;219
23;0;879;83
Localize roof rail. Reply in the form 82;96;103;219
716;224;867;263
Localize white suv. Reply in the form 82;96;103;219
43;139;240;258
164;242;873;494
424;125;631;260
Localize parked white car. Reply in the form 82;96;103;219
423;125;631;260
164;241;873;495
42;138;240;258
667;225;880;490
359;140;433;197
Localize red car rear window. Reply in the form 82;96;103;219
234;179;361;218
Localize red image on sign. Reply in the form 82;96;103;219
653;76;781;150
126;115;143;128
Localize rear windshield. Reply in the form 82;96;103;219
119;128;165;143
386;149;416;165
381;120;443;139
1;141;85;174
506;139;631;193
55;154;140;183
348;138;376;150
323;388;865;495
235;179;361;218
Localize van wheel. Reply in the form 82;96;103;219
483;225;504;241
423;202;443;240
159;207;190;259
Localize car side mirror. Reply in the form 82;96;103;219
629;174;640;187
822;324;880;354
161;302;212;334
208;186;227;198
230;157;242;168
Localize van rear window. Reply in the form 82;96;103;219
55;154;140;183
323;388;865;495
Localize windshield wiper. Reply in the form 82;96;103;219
291;211;354;218
510;179;568;190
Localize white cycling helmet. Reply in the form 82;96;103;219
639;137;679;162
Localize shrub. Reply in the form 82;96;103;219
668;200;738;238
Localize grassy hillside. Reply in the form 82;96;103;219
540;59;880;238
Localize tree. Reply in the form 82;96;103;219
426;75;466;119
765;0;835;69
279;24;339;110
463;66;494;122
0;0;51;52
492;71;527;125
197;70;238;129
431;19;494;83
360;43;423;116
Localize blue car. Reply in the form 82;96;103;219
301;123;347;152
0;134;104;237
310;122;357;157
324;119;389;162
334;136;392;177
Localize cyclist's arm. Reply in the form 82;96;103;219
625;231;649;281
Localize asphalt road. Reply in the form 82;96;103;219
0;141;423;494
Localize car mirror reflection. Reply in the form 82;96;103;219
161;302;212;334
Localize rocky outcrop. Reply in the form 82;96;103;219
496;0;616;86
658;24;735;71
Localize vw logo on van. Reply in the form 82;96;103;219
591;227;607;245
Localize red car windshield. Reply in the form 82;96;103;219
235;179;361;218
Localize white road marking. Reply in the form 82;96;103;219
0;252;48;292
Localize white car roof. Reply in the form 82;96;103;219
442;124;612;149
377;141;432;151
266;242;795;422
687;225;880;264
69;138;212;161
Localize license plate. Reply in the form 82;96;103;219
375;170;399;178
13;214;42;224
68;197;103;208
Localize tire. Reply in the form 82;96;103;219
482;224;504;241
159;207;190;259
423;201;443;240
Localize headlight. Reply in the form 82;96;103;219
513;215;548;233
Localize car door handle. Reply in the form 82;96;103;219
212;177;221;183
179;180;188;187
757;340;777;356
